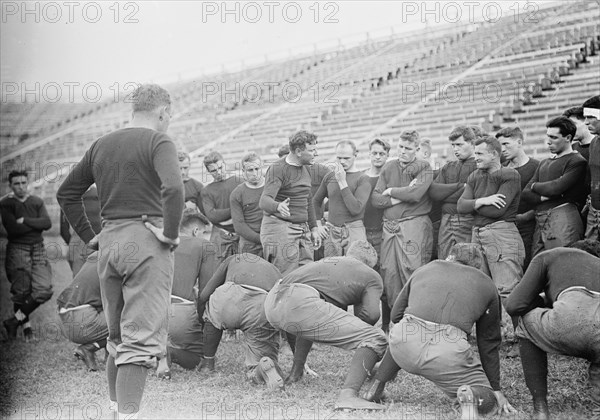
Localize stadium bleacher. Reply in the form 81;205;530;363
1;0;599;236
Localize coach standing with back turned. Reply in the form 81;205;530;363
57;84;184;420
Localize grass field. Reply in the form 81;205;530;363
0;237;597;419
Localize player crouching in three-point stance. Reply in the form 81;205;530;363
264;240;388;410
197;254;285;389
363;243;516;420
505;240;600;420
57;252;106;372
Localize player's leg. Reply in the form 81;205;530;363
362;348;401;402
3;243;32;338
240;289;283;389
24;242;53;339
73;306;108;371
380;222;403;306
323;224;343;258
101;219;173;419
397;216;433;291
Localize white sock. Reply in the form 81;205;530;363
15;310;26;322
22;321;31;329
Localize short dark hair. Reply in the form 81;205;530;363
336;140;357;154
569;240;600;258
546;116;577;140
448;243;491;277
241;152;261;166
495;127;524;141
369;138;391;153
582;95;600;110
449;126;476;143
399;129;420;146
8;170;28;183
178;151;191;162
203;151;224;168
474;135;502;156
469;126;487;139
131;84;171;113
289;130;317;153
562;106;585;121
277;144;290;158
346;240;378;268
180;209;209;232
419;138;432;156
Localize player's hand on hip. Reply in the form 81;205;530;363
144;221;180;250
311;228;322;249
315;224;329;241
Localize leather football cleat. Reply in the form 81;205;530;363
335;389;385;411
3;318;19;340
256;357;284;391
22;326;33;342
284;361;304;385
157;357;171;380
457;385;482;420
532;398;550;420
74;344;99;371
199;357;215;374
362;378;386;402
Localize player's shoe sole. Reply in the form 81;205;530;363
74;344;99;371
456;385;479;420
257;357;284;391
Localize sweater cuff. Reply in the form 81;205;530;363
163;226;179;240
80;227;96;244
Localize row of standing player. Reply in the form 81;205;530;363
2;85;599;418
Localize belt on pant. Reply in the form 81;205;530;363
274;280;321;297
239;283;268;294
326;222;350;237
403;313;467;340
535;202;573;216
268;214;310;228
171;295;193;304
58;304;93;314
472;220;515;232
365;226;382;233
557;286;600;300
384;215;420;224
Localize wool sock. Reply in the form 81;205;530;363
519;338;548;402
116;363;148;416
342;347;379;391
